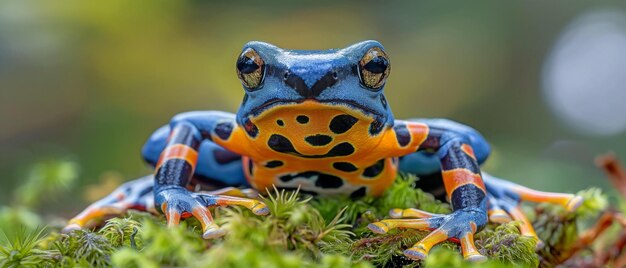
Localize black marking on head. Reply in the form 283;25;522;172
450;184;486;210
305;134;332;146
333;162;358;172
213;149;242;165
276;120;284;126
363;159;385;178
247;158;254;176
243;119;259;138
265;160;284;168
309;71;338;96
284;71;337;98
369;119;385;136
269;135;354;158
329;114;358;134
393;124;411;147
214;122;234;140
350;187;367;199
296;115;310;124
284;73;309;97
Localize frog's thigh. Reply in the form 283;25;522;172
194;141;247;187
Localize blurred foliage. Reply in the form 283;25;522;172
1;0;625;211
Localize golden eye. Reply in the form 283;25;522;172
358;47;390;90
236;48;265;90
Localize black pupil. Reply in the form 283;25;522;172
363;56;388;74
237;56;260;74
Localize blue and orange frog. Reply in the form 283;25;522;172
65;40;583;261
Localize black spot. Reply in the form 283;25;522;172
393;124;411;147
329;114;358;134
265;160;284;168
268;134;297;154
155;159;193;186
327;142;355;157
170;124;200;148
243;119;259;138
333;162;358;172
369;119;385;136
305;134;332;146
247;158;254;176
296;115;309;124
315;173;344;189
363;159;385;178
213;149;242;164
269;135;354;158
214;122;233;140
350;187;367;199
276;120;284;126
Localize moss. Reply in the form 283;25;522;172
0;160;612;267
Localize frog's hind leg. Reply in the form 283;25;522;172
63;175;155;232
483;173;583;247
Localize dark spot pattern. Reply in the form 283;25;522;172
243;119;259;138
363;159;385;178
333;162;358;172
329;114;358;134
296;115;309;124
213;150;242;164
276;120;284;126
278;171;344;189
268;134;354;158
393;124;411;147
369;119;385;136
265;160;284;168
350;187;367;199
214;122;234;140
305;134;332;146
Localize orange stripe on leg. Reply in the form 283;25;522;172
460;144;476;159
442;168;486;197
156;144;199;170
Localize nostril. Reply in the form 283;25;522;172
283;71;290;81
332;71;338;80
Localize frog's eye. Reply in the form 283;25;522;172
358;47;390;90
236;48;265;90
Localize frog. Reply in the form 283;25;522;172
64;40;583;261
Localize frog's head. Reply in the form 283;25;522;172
234;40;394;147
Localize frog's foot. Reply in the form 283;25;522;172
368;208;487;262
482;173;584;248
63;175;155;232
156;186;268;239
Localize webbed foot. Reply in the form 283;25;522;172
368;207;487;261
155;186;268;239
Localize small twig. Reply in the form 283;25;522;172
596;153;626;199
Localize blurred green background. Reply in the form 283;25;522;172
1;0;626;218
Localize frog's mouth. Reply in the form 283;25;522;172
248;98;384;120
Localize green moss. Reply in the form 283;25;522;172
0;161;612;267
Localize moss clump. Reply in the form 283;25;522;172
0;160;611;267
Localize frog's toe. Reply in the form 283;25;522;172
403;227;449;260
62;222;83;233
488;208;512;223
403;247;428;260
202;225;227;239
566;195;584;212
389;208;442;219
368;218;434;234
502;203;544;249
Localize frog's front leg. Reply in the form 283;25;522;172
368;120;489;261
152;111;268;238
